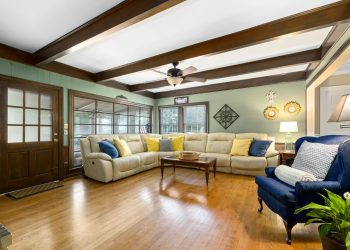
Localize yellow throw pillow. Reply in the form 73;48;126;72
170;136;184;151
145;137;160;152
230;139;252;156
113;138;132;157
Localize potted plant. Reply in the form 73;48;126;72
295;189;350;250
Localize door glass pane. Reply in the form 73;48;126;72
160;107;179;133
184;105;206;133
74;97;95;112
8;107;23;124
74;111;95;124
8;88;23;106
25;126;38;142
40;126;52;141
97;101;113;113
74;138;81;151
97;113;112;125
40;110;52;125
25;109;39;124
114;126;127;134
97;125;112;134
25;91;39;108
40;94;53;109
74;125;95;137
74;152;82;167
8;126;23;143
114;104;127;115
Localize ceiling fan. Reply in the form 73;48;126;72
152;62;206;86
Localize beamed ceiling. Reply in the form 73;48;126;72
1;0;350;99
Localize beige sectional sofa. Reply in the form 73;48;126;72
80;133;279;183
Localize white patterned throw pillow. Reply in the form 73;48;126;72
292;141;339;180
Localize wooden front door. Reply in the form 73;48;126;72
0;79;60;193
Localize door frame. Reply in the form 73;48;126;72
0;74;65;182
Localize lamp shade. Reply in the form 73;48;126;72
167;76;183;86
280;121;298;133
328;94;350;122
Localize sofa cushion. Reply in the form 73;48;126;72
230;139;252;156
170;136;184;151
183;133;207;152
113;139;132;157
206;133;235;154
236;133;268;140
231;156;267;170
145;137;160;152
159;139;173;152
88;135;119;153
98;140;119;159
249;139;273;157
118;134;145;154
199;152;231;168
112;155;141;172
134;152;158;166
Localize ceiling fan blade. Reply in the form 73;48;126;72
185;76;207;83
151;69;167;76
182;66;198;76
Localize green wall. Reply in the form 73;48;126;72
156;81;306;142
0;59;155;145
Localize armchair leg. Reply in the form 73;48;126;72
283;220;296;245
258;197;263;213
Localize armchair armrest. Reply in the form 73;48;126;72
86;153;112;161
265;150;279;158
265;167;276;178
295;181;341;196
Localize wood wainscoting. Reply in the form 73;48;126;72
0;168;321;250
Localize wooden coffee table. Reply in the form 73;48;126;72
160;156;217;187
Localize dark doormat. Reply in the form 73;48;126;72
6;182;64;200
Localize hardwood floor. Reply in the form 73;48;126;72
0;168;321;250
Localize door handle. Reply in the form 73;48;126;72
54;138;59;142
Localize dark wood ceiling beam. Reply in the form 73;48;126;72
34;0;185;65
95;1;350;82
130;48;321;91
154;71;306;98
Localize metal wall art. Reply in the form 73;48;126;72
265;90;277;104
263;106;279;120
213;104;239;129
284;101;301;115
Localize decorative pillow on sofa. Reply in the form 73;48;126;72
98;140;119;159
275;165;317;187
159;139;173;152
113;138;132;157
169;136;184;151
292;141;339;180
145;137;160;152
230;139;252;156
248;139;272;157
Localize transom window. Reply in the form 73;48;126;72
159;103;208;134
7;88;53;143
71;91;152;168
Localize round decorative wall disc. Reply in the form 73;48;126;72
284;101;301;115
263;106;279;120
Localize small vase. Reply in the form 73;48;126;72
321;235;346;250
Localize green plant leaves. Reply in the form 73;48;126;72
346;232;350;248
319;224;332;238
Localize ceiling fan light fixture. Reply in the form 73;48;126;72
167;76;183;86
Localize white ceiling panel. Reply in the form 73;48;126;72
57;0;338;73
113;27;332;85
0;0;124;53
150;64;309;93
333;59;350;76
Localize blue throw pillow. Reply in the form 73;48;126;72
99;140;119;159
248;139;272;157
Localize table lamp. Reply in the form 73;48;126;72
280;121;298;152
328;94;350;128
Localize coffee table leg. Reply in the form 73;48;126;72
173;163;176;173
161;161;164;179
205;166;209;187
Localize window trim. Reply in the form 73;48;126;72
158;102;209;134
69;90;153;169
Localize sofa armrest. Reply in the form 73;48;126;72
265;149;279;158
265;167;276;178
86;152;112;161
295;181;341;196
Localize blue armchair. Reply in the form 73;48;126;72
255;135;350;244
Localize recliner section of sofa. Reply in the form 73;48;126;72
80;133;279;183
